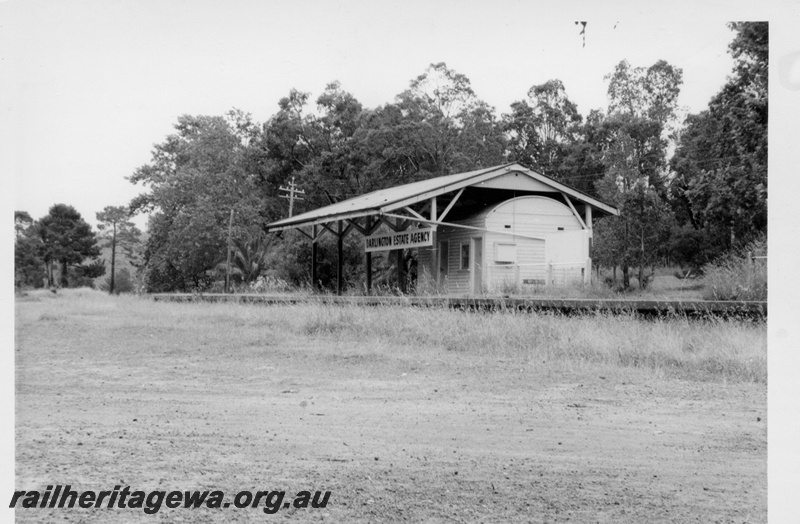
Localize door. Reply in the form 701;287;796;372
438;240;449;286
472;237;483;294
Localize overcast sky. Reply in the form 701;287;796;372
5;0;785;229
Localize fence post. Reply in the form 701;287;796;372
547;262;553;286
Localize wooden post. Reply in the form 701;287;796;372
337;220;343;296
311;225;318;291
396;248;405;293
393;217;405;293
365;216;372;295
430;197;437;294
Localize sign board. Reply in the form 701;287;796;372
365;227;434;253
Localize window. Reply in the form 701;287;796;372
460;242;470;270
494;242;517;264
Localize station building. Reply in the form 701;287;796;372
266;163;619;295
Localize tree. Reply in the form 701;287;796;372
129;113;268;292
669;22;767;253
15;211;45;288
592;59;683;288
504;79;582;178
593;114;675;288
36;204;101;287
96;205;142;294
606;59;683;129
390;62;506;177
15;211;34;238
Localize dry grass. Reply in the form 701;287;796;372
20;288;766;384
703;240;768;301
296;302;766;383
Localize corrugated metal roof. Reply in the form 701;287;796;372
267;163;618;231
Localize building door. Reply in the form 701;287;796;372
438;240;449;286
472;237;483;294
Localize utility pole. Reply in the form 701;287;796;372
279;177;305;217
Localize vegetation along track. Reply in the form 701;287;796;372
150;294;767;321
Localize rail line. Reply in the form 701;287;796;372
150;294;766;320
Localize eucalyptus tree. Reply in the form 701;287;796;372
129;112;268;292
670;22;767;258
390;62;506;178
592;59;683;288
503;79;582;178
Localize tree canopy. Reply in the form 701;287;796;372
129;113;269;291
114;24;767;293
36;204;101;287
669;22;767;265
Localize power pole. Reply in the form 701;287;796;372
279;177;305;217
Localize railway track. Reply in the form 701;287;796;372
150;293;766;320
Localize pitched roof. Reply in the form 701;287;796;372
267;163;618;231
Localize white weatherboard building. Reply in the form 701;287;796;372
266;163;619;295
417;195;592;294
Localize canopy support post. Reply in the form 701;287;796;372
395;218;406;293
337;220;344;296
365;216;372;295
311;224;318;291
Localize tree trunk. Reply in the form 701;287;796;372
59;260;68;288
45;260;54;288
109;228;117;294
638;228;645;289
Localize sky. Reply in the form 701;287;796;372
4;0;800;518
3;0;779;229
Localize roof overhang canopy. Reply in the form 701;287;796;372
266;163;619;232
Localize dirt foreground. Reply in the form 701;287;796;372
14;291;766;523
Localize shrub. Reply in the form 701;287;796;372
99;268;135;294
702;235;767;301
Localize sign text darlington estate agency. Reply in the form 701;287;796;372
364;227;434;253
